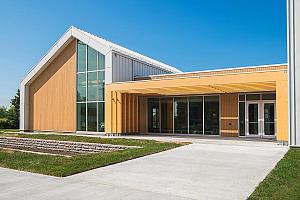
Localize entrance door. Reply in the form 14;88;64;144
246;101;276;136
247;103;259;135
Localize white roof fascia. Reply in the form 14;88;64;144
21;26;181;88
74;27;182;73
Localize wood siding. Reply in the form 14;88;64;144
220;94;239;137
29;39;76;132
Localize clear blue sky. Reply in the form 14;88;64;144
0;0;287;107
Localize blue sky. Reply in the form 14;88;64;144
0;0;287;107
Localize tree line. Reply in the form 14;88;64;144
0;89;20;129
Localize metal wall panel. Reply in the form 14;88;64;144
112;52;171;82
288;0;300;146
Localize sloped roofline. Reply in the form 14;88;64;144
21;26;181;87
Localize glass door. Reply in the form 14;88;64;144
263;102;275;136
247;103;259;135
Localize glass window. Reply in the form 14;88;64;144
77;73;86;102
148;98;160;133
264;103;275;135
77;41;86;72
98;71;105;101
239;102;245;136
246;94;260;101
189;96;203;134
87;103;97;131
98;53;105;70
87;72;97;101
77;103;86;131
262;93;276;100
239;94;245;101
174;97;188;134
98;102;105;132
76;40;105;132
87;46;97;71
161;98;173;133
204;96;219;135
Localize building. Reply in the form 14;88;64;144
20;26;289;142
287;0;300;146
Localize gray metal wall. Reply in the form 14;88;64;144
112;52;172;82
288;0;300;146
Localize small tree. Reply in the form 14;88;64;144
0;106;7;118
6;89;20;129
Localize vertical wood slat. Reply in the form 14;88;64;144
220;94;238;137
29;39;76;132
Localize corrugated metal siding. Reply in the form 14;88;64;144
112;52;171;82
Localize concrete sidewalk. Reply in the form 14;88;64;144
0;137;288;200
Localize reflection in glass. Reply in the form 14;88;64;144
246;94;260;101
87;46;97;71
161;98;173;133
98;102;105;132
204;96;219;135
77;73;86;102
239;102;245;136
174;97;188;134
87;72;97;101
148;98;160;133
262;93;276;100
77;103;86;131
189;96;203;134
98;53;105;70
77;41;86;72
248;104;259;135
264;103;275;135
87;103;97;131
98;71;105;101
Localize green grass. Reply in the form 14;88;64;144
249;148;300;200
0;129;19;133
0;133;184;177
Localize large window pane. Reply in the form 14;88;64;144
98;102;105;132
98;71;105;101
161;98;173;133
98;53;105;70
246;94;260;101
174;97;188;134
87;103;97;131
77;103;86;131
239;102;245;136
189;96;203;134
77;41;86;72
148;98;160;133
264;103;275;135
87;72;97;101
204;96;219;135
262;93;276;100
87;46;97;71
77;73;86;102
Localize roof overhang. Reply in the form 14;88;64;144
106;65;287;96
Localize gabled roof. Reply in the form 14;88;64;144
21;26;181;86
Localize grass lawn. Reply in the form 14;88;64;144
0;129;19;133
0;133;185;177
249;148;300;200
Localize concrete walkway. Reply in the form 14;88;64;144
0;136;288;200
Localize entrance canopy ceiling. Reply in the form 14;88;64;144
106;64;287;96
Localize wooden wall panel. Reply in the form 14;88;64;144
220;94;238;137
29;39;76;132
138;96;147;133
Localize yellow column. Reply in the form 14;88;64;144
105;90;112;134
276;80;289;141
116;92;122;134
